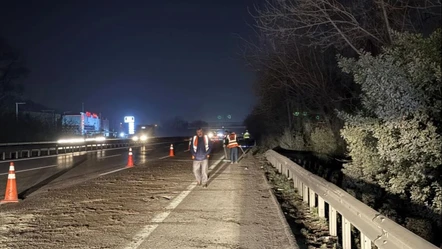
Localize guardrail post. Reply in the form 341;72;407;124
360;233;372;249
318;196;325;217
309;189;316;208
282;163;287;176
329;206;337;236
303;184;309;203
342;216;351;249
1;152;5;160
298;180;303;197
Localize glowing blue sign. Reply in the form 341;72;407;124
124;116;135;135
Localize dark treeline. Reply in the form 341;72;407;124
155;117;209;137
0;36;75;142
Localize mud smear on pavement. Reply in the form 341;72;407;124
0;213;38;244
207;161;230;185
0;156;207;249
18;156;88;199
257;154;339;249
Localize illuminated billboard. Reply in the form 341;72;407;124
124;116;135;135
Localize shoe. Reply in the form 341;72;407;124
235;162;238;164
203;183;207;188
197;181;201;186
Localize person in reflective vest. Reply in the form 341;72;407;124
190;128;212;188
243;130;250;140
227;132;239;164
223;130;229;148
188;136;192;150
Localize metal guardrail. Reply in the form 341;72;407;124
0;137;189;161
265;150;438;249
0;136;188;147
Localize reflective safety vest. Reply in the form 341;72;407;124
192;135;209;152
227;134;239;148
243;132;250;139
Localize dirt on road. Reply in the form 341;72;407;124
0;150;298;249
0;156;200;249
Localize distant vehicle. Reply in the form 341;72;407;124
207;129;225;141
131;125;155;143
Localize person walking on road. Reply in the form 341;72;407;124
223;130;230;158
190;128;212;188
227;131;239;164
243;129;251;147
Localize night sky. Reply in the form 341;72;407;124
0;0;259;127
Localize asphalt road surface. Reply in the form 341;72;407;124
0;141;297;249
0;140;188;199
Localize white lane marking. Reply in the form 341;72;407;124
123;156;225;249
98;154;121;159
99;167;127;176
0;164;58;176
158;155;170;160
166;159;193;162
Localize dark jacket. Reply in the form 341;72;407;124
190;135;212;161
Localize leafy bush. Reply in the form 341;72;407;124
310;127;338;156
338;29;442;232
278;128;307;151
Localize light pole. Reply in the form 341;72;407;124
15;102;26;120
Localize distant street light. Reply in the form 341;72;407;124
15;102;26;120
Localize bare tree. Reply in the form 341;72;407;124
251;0;441;54
243;29;358;131
241;0;440;148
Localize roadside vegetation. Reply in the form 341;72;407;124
244;0;441;245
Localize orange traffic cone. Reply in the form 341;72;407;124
1;162;19;203
126;148;134;168
169;144;175;157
